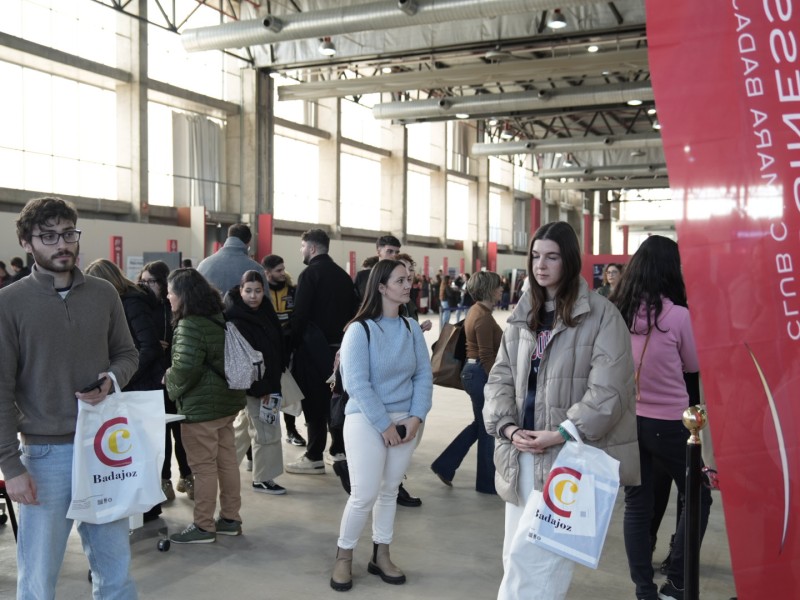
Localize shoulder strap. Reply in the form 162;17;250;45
400;316;411;333
359;319;370;343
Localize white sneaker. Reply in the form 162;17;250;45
324;452;347;465
286;455;326;474
246;459;253;472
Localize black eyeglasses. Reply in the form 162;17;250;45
140;278;158;286
31;230;82;245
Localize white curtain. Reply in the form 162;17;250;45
172;112;224;210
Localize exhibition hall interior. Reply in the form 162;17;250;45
0;1;738;599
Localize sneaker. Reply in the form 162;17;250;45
286;455;326;474
285;430;307;446
214;517;242;536
252;480;286;495
183;475;195;500
161;479;175;501
324;452;347;466
246;459;253;472
170;523;215;544
658;580;684;600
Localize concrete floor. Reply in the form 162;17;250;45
0;310;737;599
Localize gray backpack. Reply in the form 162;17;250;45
206;318;264;390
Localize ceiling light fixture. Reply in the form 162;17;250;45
318;37;336;57
647;107;657;115
587;45;599;53
652;120;662;130
487;117;499;127
500;123;515;140
627;99;643;106
381;66;393;74
563;153;574;167
455;113;470;119
630;149;646;158
547;9;567;29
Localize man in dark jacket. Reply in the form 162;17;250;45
287;229;358;474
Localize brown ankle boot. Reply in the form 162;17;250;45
367;542;406;584
330;547;353;591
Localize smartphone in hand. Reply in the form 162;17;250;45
395;424;407;438
79;377;108;394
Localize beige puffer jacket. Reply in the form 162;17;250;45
483;279;640;505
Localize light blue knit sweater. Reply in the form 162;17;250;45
340;315;433;433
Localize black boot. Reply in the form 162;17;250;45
396;483;421;507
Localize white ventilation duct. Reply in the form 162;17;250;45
471;133;663;156
373;82;654;121
182;0;586;52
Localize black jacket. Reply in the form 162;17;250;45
224;287;284;398
291;254;358;349
121;287;164;391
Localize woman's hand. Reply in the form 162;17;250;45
398;416;422;443
509;428;565;454
381;424;403;447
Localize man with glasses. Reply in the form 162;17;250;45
0;197;139;599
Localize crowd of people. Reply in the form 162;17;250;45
0;196;710;600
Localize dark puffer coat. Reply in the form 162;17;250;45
223;286;285;398
166;313;245;423
121;287;164;391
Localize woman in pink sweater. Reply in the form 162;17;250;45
611;236;712;600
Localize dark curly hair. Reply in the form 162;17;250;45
16;197;78;244
167;268;224;326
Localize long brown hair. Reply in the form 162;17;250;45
526;222;582;331
346;259;404;330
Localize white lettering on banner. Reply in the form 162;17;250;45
731;0;800;342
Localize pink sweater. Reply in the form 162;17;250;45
631;298;699;420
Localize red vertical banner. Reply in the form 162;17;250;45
648;2;800;596
349;251;356;280
167;239;178;253
583;210;593;255
423;255;430;278
109;236;123;268
213;241;222;254
442;256;449;275
488;241;497;273
257;213;273;262
475;258;482;272
459;257;465;274
530;196;541;235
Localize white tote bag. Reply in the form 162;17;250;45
67;374;166;524
279;369;303;417
527;421;620;569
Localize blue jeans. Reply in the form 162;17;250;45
623;417;712;599
18;443;137;600
430;362;496;494
439;300;451;329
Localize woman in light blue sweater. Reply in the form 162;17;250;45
330;259;433;592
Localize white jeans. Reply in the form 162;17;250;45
498;452;575;600
337;412;416;549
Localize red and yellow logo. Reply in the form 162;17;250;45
93;417;133;467
542;466;582;518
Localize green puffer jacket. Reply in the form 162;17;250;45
166;313;245;423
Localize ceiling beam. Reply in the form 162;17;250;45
545;177;669;190
276;48;649;101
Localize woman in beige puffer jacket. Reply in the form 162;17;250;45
483;222;638;600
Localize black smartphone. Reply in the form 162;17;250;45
396;424;407;438
80;377;108;394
